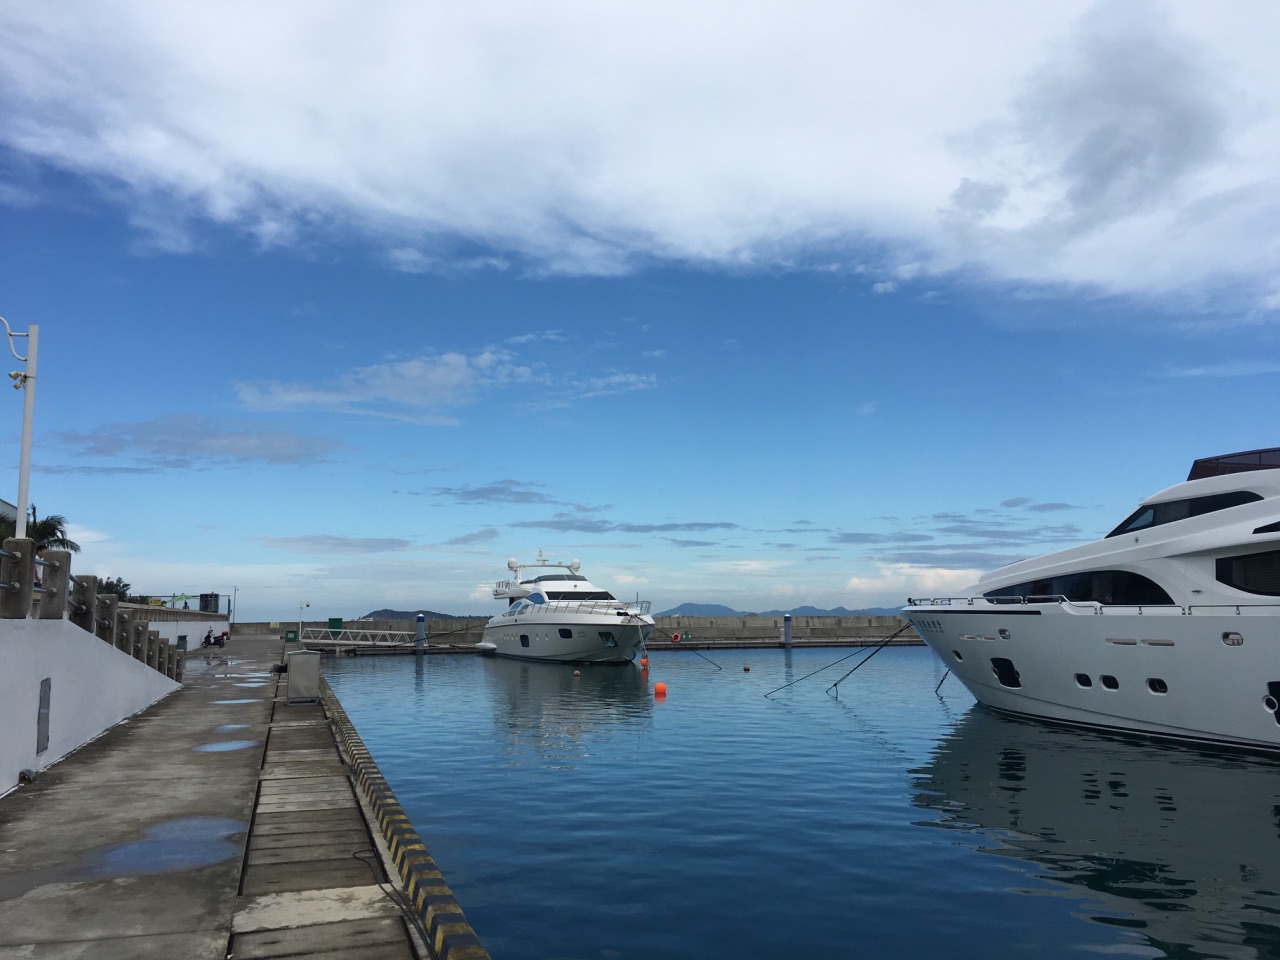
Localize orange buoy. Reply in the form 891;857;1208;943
671;632;680;643
654;681;667;696
640;657;648;668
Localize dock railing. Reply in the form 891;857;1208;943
1;537;182;681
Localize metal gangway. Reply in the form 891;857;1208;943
299;625;488;655
300;626;416;654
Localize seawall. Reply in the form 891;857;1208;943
232;615;922;647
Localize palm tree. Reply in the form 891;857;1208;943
1;504;82;552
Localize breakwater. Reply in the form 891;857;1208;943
232;614;921;648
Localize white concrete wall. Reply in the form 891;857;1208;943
0;618;179;795
152;619;228;649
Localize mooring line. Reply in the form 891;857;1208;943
653;626;722;669
934;669;950;694
825;622;915;699
762;647;864;698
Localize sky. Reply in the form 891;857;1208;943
1;0;1278;622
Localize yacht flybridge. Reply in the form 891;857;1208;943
484;553;654;663
904;447;1280;752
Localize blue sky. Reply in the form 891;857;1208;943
1;1;1277;621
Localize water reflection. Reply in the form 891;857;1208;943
913;708;1280;957
481;658;652;768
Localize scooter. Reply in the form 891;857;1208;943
201;630;229;648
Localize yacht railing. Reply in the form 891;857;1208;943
502;599;651;617
907;596;1280;617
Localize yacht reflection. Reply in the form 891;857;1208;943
914;709;1280;957
481;657;653;766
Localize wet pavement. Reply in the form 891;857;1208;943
0;635;422;959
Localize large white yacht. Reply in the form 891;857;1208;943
484;553;654;664
904;447;1280;752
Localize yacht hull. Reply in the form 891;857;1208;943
905;600;1280;752
483;614;651;664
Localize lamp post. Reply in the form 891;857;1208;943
1;317;37;538
298;599;309;642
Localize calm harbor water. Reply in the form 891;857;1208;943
324;646;1280;960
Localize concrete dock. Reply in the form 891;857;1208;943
0;635;486;960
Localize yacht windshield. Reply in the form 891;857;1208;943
1106;490;1263;538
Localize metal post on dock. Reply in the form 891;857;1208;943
415;612;425;654
783;613;792;648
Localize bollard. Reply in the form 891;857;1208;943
174;648;185;682
158;639;172;677
416;612;426;654
132;620;147;660
96;592;118;645
146;630;160;670
70;575;99;633
36;549;71;620
0;538;35;619
783;613;792;648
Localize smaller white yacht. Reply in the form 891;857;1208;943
484;554;654;664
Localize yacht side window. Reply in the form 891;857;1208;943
985;569;1174;605
1107;490;1263;538
1216;549;1280;596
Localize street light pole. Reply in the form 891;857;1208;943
2;317;37;538
298;600;309;642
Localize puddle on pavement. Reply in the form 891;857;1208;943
0;817;246;902
193;740;258;752
234;682;270;688
210;699;261;705
215;724;252;733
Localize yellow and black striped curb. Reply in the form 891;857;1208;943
322;678;492;960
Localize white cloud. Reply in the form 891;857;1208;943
2;1;1279;307
235;349;538;421
846;564;983;601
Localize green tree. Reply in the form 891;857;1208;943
99;576;131;599
1;504;82;552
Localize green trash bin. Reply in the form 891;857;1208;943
284;629;298;643
327;617;343;637
176;635;188;651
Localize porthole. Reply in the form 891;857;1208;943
952;650;963;662
998;628;1011;640
558;628;573;639
1100;675;1119;690
1264;695;1279;713
1146;678;1168;695
1075;673;1092;688
520;634;530;648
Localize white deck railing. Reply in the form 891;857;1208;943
906;596;1280;616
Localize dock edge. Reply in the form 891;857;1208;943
321;677;492;960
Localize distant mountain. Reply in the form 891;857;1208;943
657;603;903;617
357;608;478;620
760;605;904;617
657;603;743;617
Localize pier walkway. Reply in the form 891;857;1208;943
0;635;439;959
